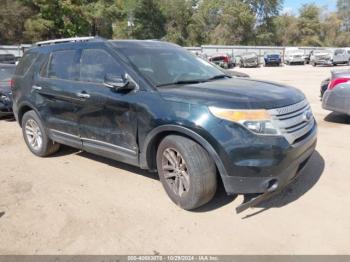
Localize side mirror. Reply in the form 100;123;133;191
104;73;135;91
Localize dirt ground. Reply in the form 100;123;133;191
0;64;349;255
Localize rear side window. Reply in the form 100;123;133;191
15;53;37;76
80;49;123;83
48;50;79;80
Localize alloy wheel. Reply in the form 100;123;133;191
25;119;43;151
161;148;190;197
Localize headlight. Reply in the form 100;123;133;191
208;107;280;135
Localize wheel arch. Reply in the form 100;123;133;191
17;102;40;127
140;125;228;178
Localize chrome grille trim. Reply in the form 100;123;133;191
268;100;315;145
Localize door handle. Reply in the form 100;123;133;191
76;92;90;99
32;85;42;90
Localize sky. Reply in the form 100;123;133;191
283;0;337;14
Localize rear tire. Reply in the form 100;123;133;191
22;110;60;157
156;135;217;210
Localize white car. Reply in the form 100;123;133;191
284;48;305;65
331;49;350;65
310;49;350;66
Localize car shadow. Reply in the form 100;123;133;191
324;112;350;124
77;150;159;181
52;145;237;210
51;145;158;180
0;115;15;122
241;151;325;219
191;180;238;213
51;146;324;214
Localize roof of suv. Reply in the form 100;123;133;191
30;37;179;54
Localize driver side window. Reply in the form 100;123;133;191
80;49;123;83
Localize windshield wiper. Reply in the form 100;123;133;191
206;74;229;81
156;79;204;87
156;75;229;87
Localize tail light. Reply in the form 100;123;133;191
9;79;14;89
224;56;229;63
328;77;350;90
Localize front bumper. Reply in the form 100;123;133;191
219;124;317;195
265;59;281;65
315;59;333;65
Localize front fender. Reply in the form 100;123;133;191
139;124;229;178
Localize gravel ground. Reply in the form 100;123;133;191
0;64;349;255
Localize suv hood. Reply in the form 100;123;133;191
158;78;305;109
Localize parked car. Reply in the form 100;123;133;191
238;52;259;68
284;48;305;65
263;52;281;66
332;48;350;65
208;60;250;78
0;54;16;64
310;50;333;67
312;49;350;67
12;37;317;212
208;53;235;69
322;70;350;115
0;64;16;117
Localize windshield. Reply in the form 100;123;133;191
114;45;224;87
0;66;15;81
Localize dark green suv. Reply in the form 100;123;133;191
12;37;317;212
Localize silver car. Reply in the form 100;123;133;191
322;70;350;115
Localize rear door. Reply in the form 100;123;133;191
77;48;139;165
34;49;83;148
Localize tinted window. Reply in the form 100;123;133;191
48;50;78;80
0;66;15;81
80;49;123;83
15;53;37;76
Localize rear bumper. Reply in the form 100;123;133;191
221;125;317;194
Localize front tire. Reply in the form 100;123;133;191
22;110;60;157
156;135;217;210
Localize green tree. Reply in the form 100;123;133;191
211;0;255;45
297;4;323;46
131;0;166;39
337;0;350;31
321;12;342;46
0;0;33;44
273;14;299;46
160;0;195;45
187;0;222;45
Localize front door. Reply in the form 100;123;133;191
77;48;139;165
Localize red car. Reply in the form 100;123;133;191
209;54;235;69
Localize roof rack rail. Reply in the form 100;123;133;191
35;36;102;47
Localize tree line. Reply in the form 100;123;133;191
1;0;350;47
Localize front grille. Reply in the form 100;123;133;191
246;58;257;63
268;100;315;145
